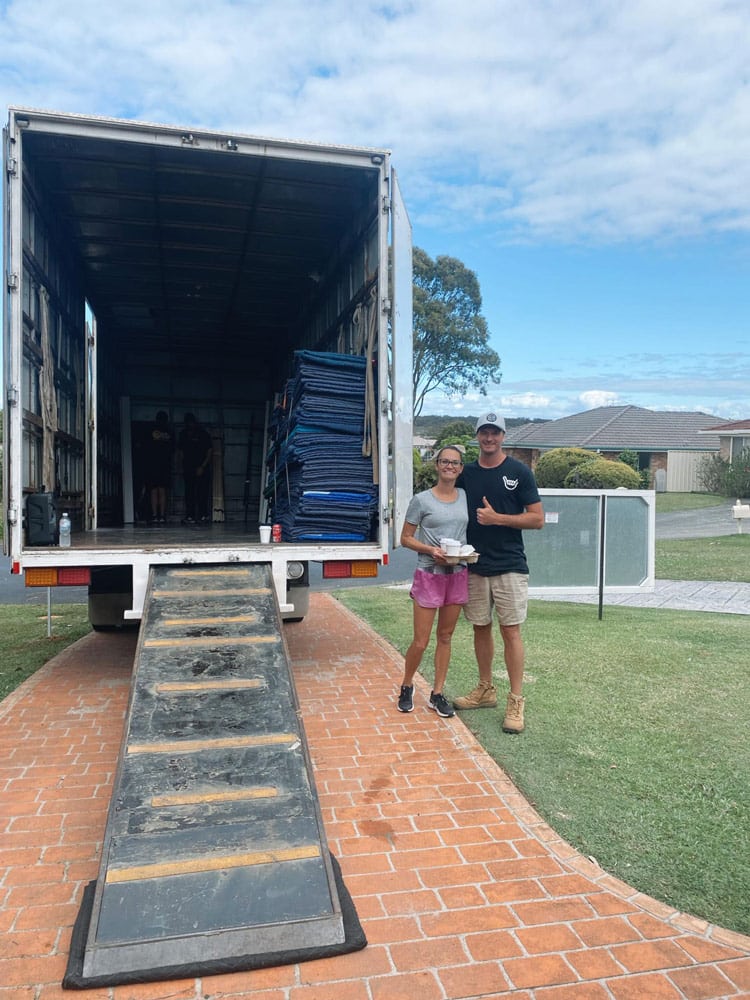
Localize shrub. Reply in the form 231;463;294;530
535;447;598;488
698;449;750;498
414;463;437;490
413;449;437;491
564;459;642;489
725;447;750;499
698;453;728;494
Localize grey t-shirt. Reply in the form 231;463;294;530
404;488;469;569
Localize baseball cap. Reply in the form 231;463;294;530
475;412;506;433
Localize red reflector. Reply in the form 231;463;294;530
58;567;91;586
322;562;352;579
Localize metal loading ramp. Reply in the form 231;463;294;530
77;564;345;983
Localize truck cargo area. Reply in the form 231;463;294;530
3;108;413;623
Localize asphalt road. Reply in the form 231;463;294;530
651;499;740;539
0;501;741;606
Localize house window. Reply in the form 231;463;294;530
730;437;749;461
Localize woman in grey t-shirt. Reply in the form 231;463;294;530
397;446;468;718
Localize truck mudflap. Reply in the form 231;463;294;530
65;563;364;986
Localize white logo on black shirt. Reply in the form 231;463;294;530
503;476;519;490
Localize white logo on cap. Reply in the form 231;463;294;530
486;412;498;422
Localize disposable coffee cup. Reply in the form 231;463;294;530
259;525;272;544
440;537;461;557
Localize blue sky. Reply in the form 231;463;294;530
1;0;748;421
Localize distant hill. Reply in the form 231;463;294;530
414;414;548;438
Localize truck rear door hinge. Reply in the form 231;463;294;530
382;195;391;214
381;296;391;315
7;272;19;290
6;156;17;176
382;506;391;523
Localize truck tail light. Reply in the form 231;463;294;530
351;561;378;578
25;568;59;587
322;560;379;580
323;562;352;579
25;567;91;587
58;567;91;586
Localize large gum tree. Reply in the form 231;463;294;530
412;247;501;417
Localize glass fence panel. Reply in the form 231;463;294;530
525;493;600;587
524;490;654;592
605;493;650;586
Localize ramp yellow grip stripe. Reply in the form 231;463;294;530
106;844;321;883
127;733;298;755
155;679;263;693
152;786;278;807
167;569;255;578
144;635;277;648
152;588;270;598
161;615;257;626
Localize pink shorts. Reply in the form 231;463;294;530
410;567;469;609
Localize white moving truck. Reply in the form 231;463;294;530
2;107;413;625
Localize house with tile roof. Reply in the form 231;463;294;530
699;419;750;462
413;435;437;458
505;405;730;492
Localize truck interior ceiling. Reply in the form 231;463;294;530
20;126;383;531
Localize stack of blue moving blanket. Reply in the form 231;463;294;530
266;352;377;541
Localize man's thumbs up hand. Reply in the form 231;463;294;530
477;496;496;525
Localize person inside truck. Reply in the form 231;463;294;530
144;410;173;524
178;413;213;524
396;445;469;719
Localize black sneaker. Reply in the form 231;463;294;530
397;685;414;713
429;691;455;718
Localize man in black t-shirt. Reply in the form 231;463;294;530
454;412;543;733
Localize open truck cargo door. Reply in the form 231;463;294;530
2;115;23;560
389;168;413;550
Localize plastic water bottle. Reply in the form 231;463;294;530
59;512;71;547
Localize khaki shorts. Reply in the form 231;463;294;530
463;572;529;627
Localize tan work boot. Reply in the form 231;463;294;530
453;682;497;710
502;692;525;734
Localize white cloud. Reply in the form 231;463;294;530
2;0;748;242
578;390;622;409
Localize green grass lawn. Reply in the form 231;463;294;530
334;587;750;937
656;535;750;581
654;492;726;513
0;603;91;700
1;512;747;937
